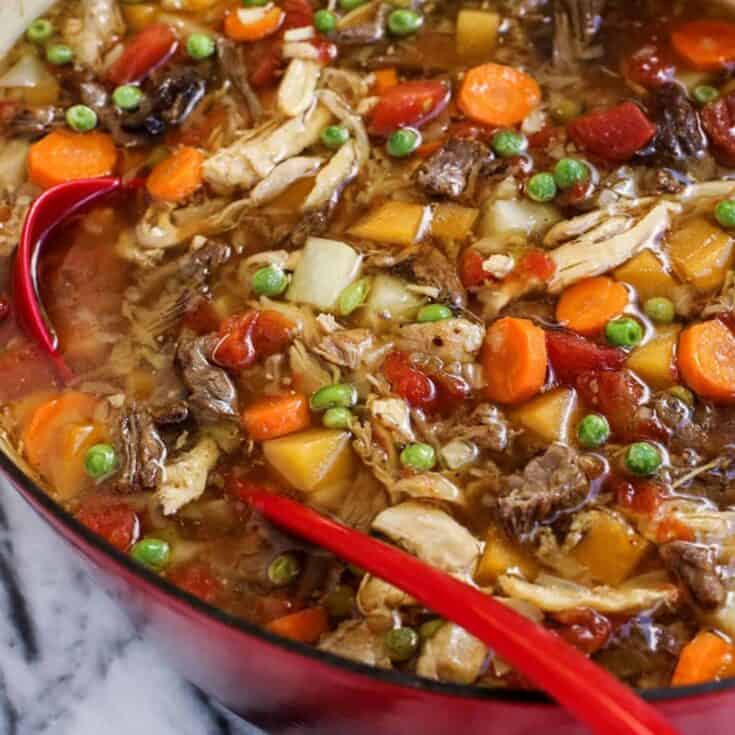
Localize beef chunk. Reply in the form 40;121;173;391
151;400;190;426
332;2;390;45
660;541;726;610
702;91;735;165
398;244;467;308
176;334;239;422
2;105;63;139
118;408;167;490
649;83;707;164
415;139;492;199
494;444;590;541
437;403;512;452
155;68;207;127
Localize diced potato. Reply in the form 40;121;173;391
359;274;425;331
669;216;734;292
456;9;501;60
570;511;650;586
510;388;577;444
431;203;479;241
475;526;539;585
122;4;159;30
481;198;562;239
263;429;355;493
286;237;362;311
613;249;679;302
626;325;681;390
349;201;429;245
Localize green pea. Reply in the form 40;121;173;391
715;200;735;229
267;553;301;586
491;129;527;158
323;407;353;429
26;19;54;44
576;414;610;449
419;618;444;639
325;585;354;618
526;172;557;203
337;277;370;316
386;128;421;158
417;304;452;323
84;443;118;479
321;124;350;149
187;33;216;60
113;84;145;111
551;97;582;124
400;442;436;471
554;157;589;189
669;385;695;407
388;9;423;36
66;105;98;132
692;85;719;107
243;0;270;5
252;265;288;296
131;538;171;571
384;626;419;662
46;43;73;66
605;317;643;348
625;442;662;477
339;0;366;9
310;383;358;411
644;296;675;324
314;9;337;33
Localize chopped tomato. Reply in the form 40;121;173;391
281;0;314;30
311;38;338;64
553;608;612;655
75;503;140;553
248;39;284;88
546;331;626;385
107;24;179;86
460;248;490;287
182;299;221;335
568;102;657;162
656;516;695;543
623;43;676;89
214;310;295;371
369;81;450;136
518;249;556;282
422;362;471;411
383;351;437;409
613;477;666;516
252;309;296;357
168;563;221;604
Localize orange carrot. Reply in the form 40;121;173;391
458;63;541;127
678;319;735;402
672;632;733;687
671;20;735;71
266;607;329;643
416;139;445;158
373;68;398;95
224;4;285;42
146;146;205;202
28;130;118;190
242;392;310;441
555;276;629;337
483;317;548;404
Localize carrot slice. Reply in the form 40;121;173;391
483;317;548;404
672;20;735;71
266;607;329;643
146;146;205;202
242;392;310;441
555;276;629;337
678;319;735;402
672;631;733;686
225;4;285;42
458;63;541;127
373;68;398;95
28;130;118;190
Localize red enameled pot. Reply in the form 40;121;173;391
2;453;735;734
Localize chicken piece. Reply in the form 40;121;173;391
278;59;322;117
416;623;487;685
368;397;414;443
357;576;416;618
302;140;358;211
392;473;466;505
156;437;220;516
318;619;392;668
436;403;512;452
248;157;325;206
63;0;125;71
498;574;679;613
313;329;376;369
396;318;484;363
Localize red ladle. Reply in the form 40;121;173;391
248;490;680;735
13;176;125;381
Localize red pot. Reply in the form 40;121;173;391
2;453;734;735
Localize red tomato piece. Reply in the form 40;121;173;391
281;0;314;30
568;102;657;162
182;299;221;335
518;249;556;282
383;351;437;408
623;43;677;89
546;331;626;385
252;309;295;357
460;248;489;288
613;477;666;516
553;608;613;655
214;311;258;370
75;503;140;553
248;39;285;88
107;24;179;86
423;363;471;411
168;563;221;604
369;81;450;136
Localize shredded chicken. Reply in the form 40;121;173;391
416;623;487;685
313;328;377;369
318;619;392;668
392;473;466;506
277;59;322;117
368;397;414;443
396;319;485;363
63;0;125;71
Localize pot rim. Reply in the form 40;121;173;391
3;448;733;706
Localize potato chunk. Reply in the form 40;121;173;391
626;325;681;390
431;203;479;241
509;388;578;444
475;526;539;585
456;9;501;60
349;202;428;245
669;216;734;292
614;249;678;302
263;429;355;493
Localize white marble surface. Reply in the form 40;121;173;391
0;476;266;735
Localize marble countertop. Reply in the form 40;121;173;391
0;476;265;735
